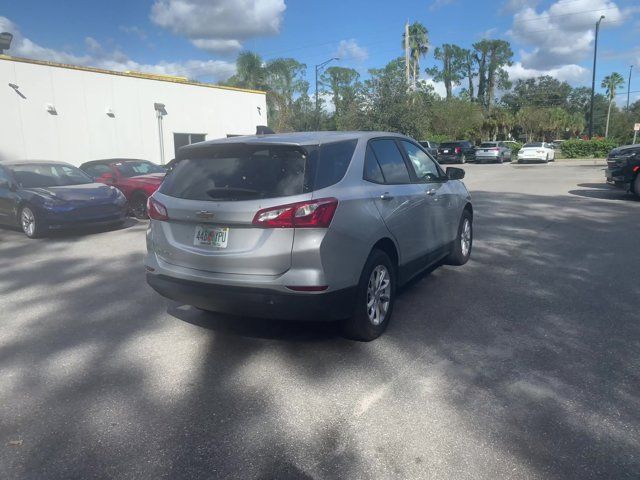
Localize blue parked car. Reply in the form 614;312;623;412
0;161;128;238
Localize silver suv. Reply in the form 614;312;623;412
145;132;473;341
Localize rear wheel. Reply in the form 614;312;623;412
459;155;466;164
498;155;504;164
634;175;640;199
343;250;396;342
20;205;42;239
445;211;472;266
130;192;148;219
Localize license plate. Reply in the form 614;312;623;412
443;149;449;153
194;225;229;248
483;149;489;152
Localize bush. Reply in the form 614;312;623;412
507;141;522;155
560;139;618;158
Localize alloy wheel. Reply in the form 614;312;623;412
21;207;36;237
366;265;391;326
461;218;472;257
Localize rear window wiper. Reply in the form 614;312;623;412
205;187;263;199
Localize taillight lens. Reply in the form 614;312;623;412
491;147;500;151
147;196;169;221
455;147;461;154
252;198;338;228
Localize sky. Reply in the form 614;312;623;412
1;0;640;103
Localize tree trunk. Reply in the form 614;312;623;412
605;99;612;138
467;62;474;100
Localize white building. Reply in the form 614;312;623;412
0;55;267;166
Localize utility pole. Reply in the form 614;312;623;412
627;65;633;110
314;57;339;130
405;21;410;85
588;15;605;139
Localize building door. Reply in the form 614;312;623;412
174;133;206;157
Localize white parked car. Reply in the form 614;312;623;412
517;142;556;163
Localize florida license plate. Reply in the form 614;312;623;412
443;149;449;153
194;225;229;248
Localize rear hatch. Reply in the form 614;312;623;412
477;143;500;157
438;143;461;156
152;140;356;276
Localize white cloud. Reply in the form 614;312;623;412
0;16;236;82
480;27;498;38
191;39;242;54
422;77;448;98
501;0;539;14
150;0;286;54
505;61;589;83
510;0;623;70
336;39;368;63
119;25;148;41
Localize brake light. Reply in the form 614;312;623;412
455;147;461;154
491;147;500;151
252;198;338;228
634;166;639;172
147;197;169;221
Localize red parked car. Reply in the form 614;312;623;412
80;159;166;218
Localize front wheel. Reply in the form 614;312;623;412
20;205;43;239
445;211;473;266
343;250;396;342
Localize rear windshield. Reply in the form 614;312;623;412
523;143;543;148
440;142;466;148
113;161;164;177
12;164;93;188
480;143;498;147
160;140;357;201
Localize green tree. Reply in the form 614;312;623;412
601;72;625;138
473;40;513;108
426;44;464;100
227;51;266;90
502;76;572;112
429;98;484;139
320;66;361;129
459;48;476;101
264;58;309;132
402;22;429;86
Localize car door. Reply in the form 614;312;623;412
364;138;435;265
399;140;458;250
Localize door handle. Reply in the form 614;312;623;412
426;188;437;196
380;192;394;201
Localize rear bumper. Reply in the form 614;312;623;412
605;168;631;189
146;273;356;321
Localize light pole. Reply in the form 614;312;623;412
627;65;633;110
315;57;339;130
588;15;605;139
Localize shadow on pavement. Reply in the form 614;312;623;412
0;183;639;479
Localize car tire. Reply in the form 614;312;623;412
545;154;550;163
498;155;504;164
130;192;148;219
634;174;640;199
459;155;466;164
342;249;396;342
445;210;473;266
19;205;43;239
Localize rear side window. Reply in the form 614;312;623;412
314;139;357;190
83;164;113;178
364;145;385;184
369;139;411;184
161;144;309;201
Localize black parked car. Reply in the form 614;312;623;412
0;161;128;238
437;141;476;164
419;140;439;158
606;144;640;198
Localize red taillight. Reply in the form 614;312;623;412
252;198;338;228
491;147;500;151
455;147;461;154
634;166;639;172
147;196;169;221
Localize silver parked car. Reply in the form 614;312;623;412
475;141;512;164
145;132;473;341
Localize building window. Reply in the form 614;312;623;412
174;133;206;156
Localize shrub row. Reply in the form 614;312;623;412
560;139;618;158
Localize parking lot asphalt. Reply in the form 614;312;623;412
1;160;639;479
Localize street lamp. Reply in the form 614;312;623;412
0;32;13;54
315;57;339;130
588;15;605;139
627;65;633;110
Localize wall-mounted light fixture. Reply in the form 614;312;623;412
257;106;262;116
105;107;115;118
45;103;57;115
8;82;26;99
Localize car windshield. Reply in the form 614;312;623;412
113;161;164;177
523;143;544;148
12;163;93;188
480;143;498;147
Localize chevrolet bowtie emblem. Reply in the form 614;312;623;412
195;210;215;219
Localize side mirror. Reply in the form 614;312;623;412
99;172;115;183
446;167;465;180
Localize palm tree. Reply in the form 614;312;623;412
232;51;266;90
402;22;429;86
601;72;624;138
